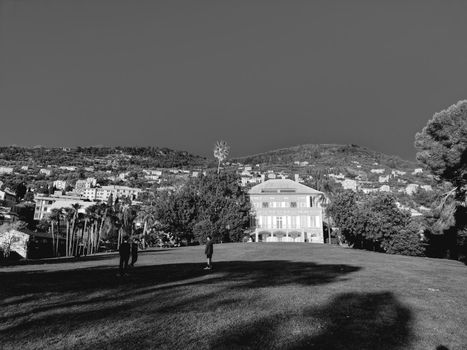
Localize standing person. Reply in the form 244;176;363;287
118;236;131;276
204;235;214;270
130;238;138;267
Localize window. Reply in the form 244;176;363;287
290;202;297;208
255;218;260;228
315;216;321;228
276;216;283;229
262;202;269;208
309;196;313;207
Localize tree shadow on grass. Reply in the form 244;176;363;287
0;249;170;267
0;260;361;338
210;291;413;350
0;260;360;300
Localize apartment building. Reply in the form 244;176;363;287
75;178;97;193
81;185;141;202
33;193;92;220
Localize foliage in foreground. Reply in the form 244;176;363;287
415;100;467;260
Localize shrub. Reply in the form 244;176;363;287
383;224;426;256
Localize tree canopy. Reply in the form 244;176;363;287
327;191;425;256
415;100;467;201
154;171;250;244
415;100;467;260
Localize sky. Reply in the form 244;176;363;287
1;0;466;160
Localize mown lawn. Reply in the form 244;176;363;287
1;243;466;350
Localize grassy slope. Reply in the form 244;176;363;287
1;244;466;350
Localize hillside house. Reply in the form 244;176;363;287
0;167;14;174
378;175;390;183
391;170;407;177
248;179;324;243
53;180;67;190
329;173;345;180
143;169;163;177
75;178;97;193
405;184;419;195
39;168;52;176
338;179;357;191
59;166;77;171
0;189;16;206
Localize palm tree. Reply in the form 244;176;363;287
317;193;333;244
213;140;230;174
309;176;337;245
85;205;101;255
49;209;61;256
70;203;82;256
96;203;109;252
137;205;157;248
62;208;74;256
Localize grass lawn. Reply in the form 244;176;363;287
1;243;466;350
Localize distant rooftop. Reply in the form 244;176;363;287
248;179;323;195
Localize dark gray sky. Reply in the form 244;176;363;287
1;0;466;160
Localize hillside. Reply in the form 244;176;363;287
0;146;207;170
231;144;439;206
233;144;417;171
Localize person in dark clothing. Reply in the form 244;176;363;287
130;238;139;267
118;236;131;276
204;235;214;270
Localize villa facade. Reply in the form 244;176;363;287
248;179;324;243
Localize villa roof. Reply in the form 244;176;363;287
248;179;323;195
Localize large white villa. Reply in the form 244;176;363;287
248;179;324;243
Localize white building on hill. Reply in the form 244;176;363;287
34;194;93;220
248;179;324;243
0;167;14;174
82;185;142;202
39;168;52;176
53;180;67;190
